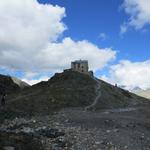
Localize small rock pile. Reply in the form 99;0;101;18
0;117;69;150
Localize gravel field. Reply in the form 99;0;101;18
0;107;150;150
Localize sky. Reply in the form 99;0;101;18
0;0;150;90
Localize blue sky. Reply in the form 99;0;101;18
0;0;150;89
38;0;150;76
38;0;150;62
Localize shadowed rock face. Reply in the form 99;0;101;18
0;74;20;94
0;74;29;94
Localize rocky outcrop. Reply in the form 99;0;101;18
0;74;29;94
0;117;68;150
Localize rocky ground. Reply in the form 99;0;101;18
0;70;150;150
0;106;150;150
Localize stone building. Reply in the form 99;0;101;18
71;60;89;74
64;60;93;76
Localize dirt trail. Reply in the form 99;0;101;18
85;77;101;110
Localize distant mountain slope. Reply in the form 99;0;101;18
136;88;150;99
119;85;143;93
0;74;29;94
11;77;29;89
131;86;143;93
6;71;149;116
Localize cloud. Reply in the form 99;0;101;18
101;60;150;90
22;76;49;85
0;36;116;73
36;37;116;72
98;33;108;40
0;0;116;77
0;0;66;51
120;23;128;35
23;72;39;79
121;0;150;33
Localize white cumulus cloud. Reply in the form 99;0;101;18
0;0;66;51
121;0;150;33
22;76;50;85
35;37;116;72
0;0;116;80
101;60;150;90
